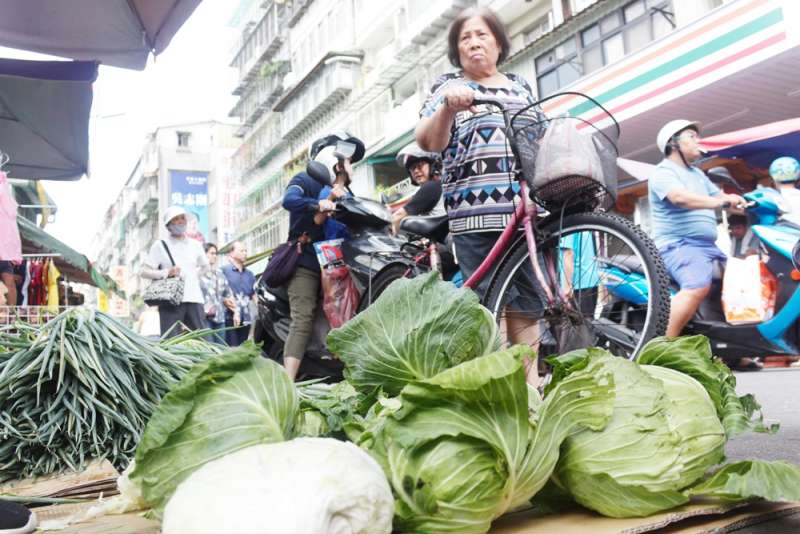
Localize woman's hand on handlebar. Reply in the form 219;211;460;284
443;85;478;113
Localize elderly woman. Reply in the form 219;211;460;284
416;6;545;385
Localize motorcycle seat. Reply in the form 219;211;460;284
400;213;449;242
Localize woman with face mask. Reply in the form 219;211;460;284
140;205;210;337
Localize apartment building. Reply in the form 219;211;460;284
228;0;796;256
93;121;239;312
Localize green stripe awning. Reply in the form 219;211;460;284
362;128;415;166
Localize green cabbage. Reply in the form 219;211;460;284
548;339;799;518
129;343;298;514
356;345;616;533
327;272;499;396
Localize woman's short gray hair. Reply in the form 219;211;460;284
447;7;511;69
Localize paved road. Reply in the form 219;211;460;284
726;367;800;464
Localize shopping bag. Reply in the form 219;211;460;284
722;256;777;324
320;264;359;328
533;117;604;191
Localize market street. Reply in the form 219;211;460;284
726;368;800;465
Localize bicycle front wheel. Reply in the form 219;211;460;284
484;212;670;359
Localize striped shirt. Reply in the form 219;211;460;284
420;72;545;234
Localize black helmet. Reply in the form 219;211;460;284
308;130;365;163
395;142;442;185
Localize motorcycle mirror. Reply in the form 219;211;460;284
307;160;333;186
334;141;356;161
706;166;745;193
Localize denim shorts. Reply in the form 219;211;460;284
453;232;543;314
660;238;727;290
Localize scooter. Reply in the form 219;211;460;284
602;183;800;361
253;163;424;381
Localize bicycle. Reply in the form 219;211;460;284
401;91;670;360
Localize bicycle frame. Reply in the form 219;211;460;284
462;180;559;305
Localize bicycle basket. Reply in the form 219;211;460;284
511;95;619;213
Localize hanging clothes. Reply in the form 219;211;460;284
28;260;45;305
46;259;60;313
0;170;22;262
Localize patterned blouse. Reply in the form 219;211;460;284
420;72;546;235
200;267;232;323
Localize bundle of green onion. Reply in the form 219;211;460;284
0;308;220;482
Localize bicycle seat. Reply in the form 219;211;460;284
400;213;449;242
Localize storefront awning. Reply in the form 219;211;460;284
543;0;800;165
17;215;120;294
0;59;96;181
701;118;800;168
0;0;201;71
363;129;415;166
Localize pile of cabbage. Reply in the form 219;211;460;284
119;273;800;533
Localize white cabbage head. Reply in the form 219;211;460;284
162;438;394;534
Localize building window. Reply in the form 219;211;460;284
177;131;191;148
535;0;675;96
523;13;553;46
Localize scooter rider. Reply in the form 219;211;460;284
649;120;746;338
281;131;365;380
391;143;443;235
769;156;800;220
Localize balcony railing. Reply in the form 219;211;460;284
286;0;314;28
231;3;289;96
229;60;290;130
275;53;362;140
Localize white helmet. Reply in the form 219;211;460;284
395;143;442;185
163;205;188;226
312;145;339;184
656;119;701;155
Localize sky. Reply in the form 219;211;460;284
1;0;240;258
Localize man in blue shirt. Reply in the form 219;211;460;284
222;241;256;346
649;120;745;337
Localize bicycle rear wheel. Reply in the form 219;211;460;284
484;212;670;360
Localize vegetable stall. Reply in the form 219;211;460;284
1;273;799;533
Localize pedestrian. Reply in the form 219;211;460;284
140;206;209;337
415;6;545;386
222;241;255;346
649;120;745;338
200;242;235;344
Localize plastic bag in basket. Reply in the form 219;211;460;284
533;117;604;190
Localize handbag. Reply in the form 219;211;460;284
262;234;309;288
143;240;185;307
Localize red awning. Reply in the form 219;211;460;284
701;118;800;151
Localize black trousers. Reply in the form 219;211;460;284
158;302;206;338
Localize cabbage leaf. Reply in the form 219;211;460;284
129;343;297;514
686;460;800;502
637;336;776;436
358;345;615;533
327;272;499;396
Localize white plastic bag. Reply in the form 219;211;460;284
533;118;604;189
722;256;777;324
